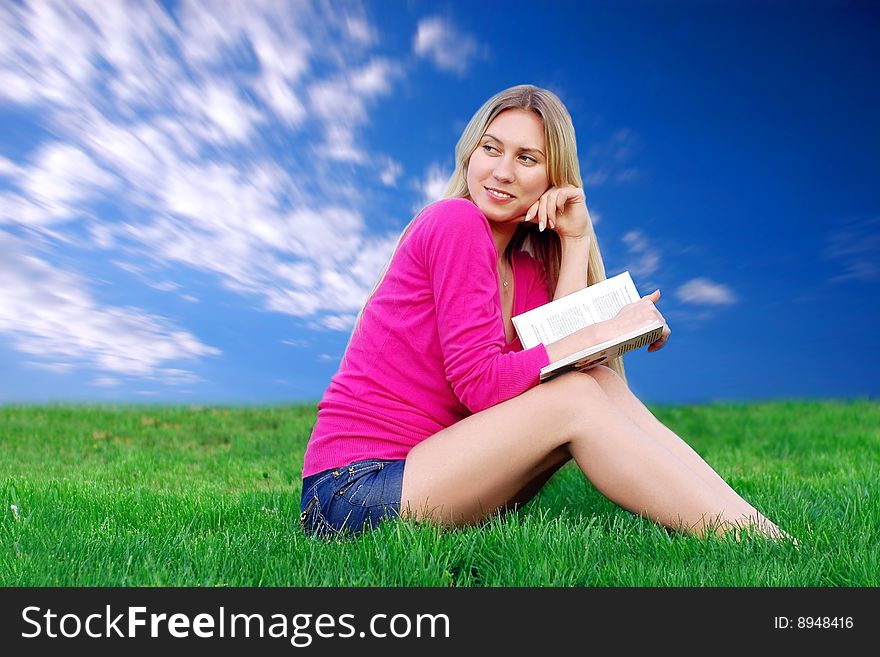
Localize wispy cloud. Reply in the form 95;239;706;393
413;16;483;75
823;216;880;283
583;129;642;187
621;230;661;281
0;156;20;177
0;231;219;380
379;159;403;187
0;144;117;226
92;377;122;388
0;0;413;383
675;278;739;305
308;57;403;163
415;163;450;211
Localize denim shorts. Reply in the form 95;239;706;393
300;459;405;539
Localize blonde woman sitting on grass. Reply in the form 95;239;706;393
300;84;793;544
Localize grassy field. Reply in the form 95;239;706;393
1;400;878;586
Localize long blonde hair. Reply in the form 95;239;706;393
346;84;626;383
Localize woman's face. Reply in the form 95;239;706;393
466;108;550;225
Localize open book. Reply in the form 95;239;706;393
512;271;664;383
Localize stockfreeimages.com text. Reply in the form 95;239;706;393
21;605;450;646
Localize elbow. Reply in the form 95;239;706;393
453;384;497;415
449;365;500;414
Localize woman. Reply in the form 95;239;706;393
300;84;788;541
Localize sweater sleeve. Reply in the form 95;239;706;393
417;199;551;413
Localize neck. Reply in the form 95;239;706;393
490;222;518;266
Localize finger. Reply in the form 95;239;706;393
651;326;671;351
547;189;559;228
647;320;667;350
642;288;661;302
538;193;549;231
524;200;539;223
546;189;559;227
556;190;567;218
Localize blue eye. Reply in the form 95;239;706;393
519;154;537;164
482;144;498;154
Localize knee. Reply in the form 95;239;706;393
544;371;610;436
586;364;623;389
547;370;607;415
549;369;603;394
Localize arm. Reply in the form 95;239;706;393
420;200;550;412
553;235;590;301
544;319;620;364
527;186;625;360
523;185;592;301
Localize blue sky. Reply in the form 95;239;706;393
0;0;877;406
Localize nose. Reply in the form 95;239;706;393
492;156;515;183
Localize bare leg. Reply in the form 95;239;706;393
583;365;783;536
503;445;570;512
400;370;784;538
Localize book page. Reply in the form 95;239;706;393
512;271;641;349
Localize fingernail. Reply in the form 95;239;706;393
539;221;545;232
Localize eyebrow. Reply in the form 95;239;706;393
482;133;545;158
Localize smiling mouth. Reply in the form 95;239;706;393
485;187;515;200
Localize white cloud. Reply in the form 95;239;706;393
0;143;117;226
145;280;181;293
0;2;96;106
88;223;116;249
0;156;20;177
25;361;75;374
121;196;399;323
380;159;403;186
345;16;375;46
583;129;642;187
181;81;265;144
413;16;482;75
351;58;397;96
0;231;220;380
621;230;661;279
823;216;880;283
256;72;307;126
322;315;358;331
307;58;402;163
24;144;116;203
0;0;414;388
416;163;450;209
314;124;367;164
91;377;121;388
675;278;739;305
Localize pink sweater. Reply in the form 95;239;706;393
302;198;552;477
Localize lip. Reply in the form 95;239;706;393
484;186;516;202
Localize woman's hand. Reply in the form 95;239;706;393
612;289;672;353
523;185;591;241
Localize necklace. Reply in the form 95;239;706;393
498;260;511;288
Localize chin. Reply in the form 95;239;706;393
480;204;521;223
480;208;511;223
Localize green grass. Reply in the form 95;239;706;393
1;400;878;586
